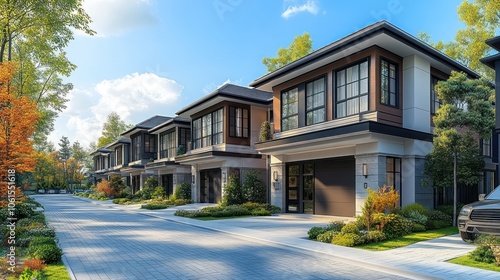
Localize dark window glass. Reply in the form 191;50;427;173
335;60;369;118
306;77;325;125
229;106;249;137
381;59;398;107
281;87;299;131
431;76;442;115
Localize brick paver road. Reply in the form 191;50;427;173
35;195;410;280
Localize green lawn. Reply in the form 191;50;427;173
357;227;458;251
44;262;71;280
449;255;500;272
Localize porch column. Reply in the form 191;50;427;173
269;155;286;212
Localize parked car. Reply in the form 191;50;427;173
37;189;46;194
458;186;500;242
60;189;67;194
47;189;56;194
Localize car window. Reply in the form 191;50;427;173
486;186;500;200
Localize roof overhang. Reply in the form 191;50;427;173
148;118;191;134
176;94;271;118
250;21;479;92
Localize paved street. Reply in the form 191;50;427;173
34;195;412;280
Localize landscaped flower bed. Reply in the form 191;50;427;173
174;202;281;218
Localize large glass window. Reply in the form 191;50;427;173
178;128;190;155
381;59;397;107
229;107;249;137
281;87;299;131
386;157;402;207
116;146;122;165
431;76;442;115
483;137;492;157
144;134;156;153
192;108;224;149
132;135;141;161
336;60;369;118
160;130;176;159
306;77;325;125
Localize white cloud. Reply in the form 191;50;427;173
81;0;157;37
50;72;183;149
281;0;319;19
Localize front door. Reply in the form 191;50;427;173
286;164;314;214
200;169;221;203
161;174;173;197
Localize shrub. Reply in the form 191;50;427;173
373;185;400;213
22;258;47;271
308;226;327;240
341;222;360;234
411;223;426;232
174;182;192;200
265;204;281;214
361;188;377;230
425;210;452;229
437;204;464;217
359;230;387;244
332;233;361;247
401;203;428;217
241;170;267;203
259;121;272;142
152;186;166;200
251;208;271;216
470;245;495;263
373;213;412;238
28;244;62;264
29;237;57;248
317;231;338;243
141;204;169;210
403;210;428;226
19;267;48;280
112;198;130;204
326;221;345;232
17;214;46;228
12;203;35;220
96;179;115;197
221;174;243;206
20;227;56;239
109;175;126;196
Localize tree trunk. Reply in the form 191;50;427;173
453;152;457;227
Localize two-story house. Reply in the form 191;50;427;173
104;138;131;186
175;84;272;203
90;147;112;184
145;117;192;197
251;21;480;216
120;115;171;193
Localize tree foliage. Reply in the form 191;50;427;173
97;112;133;147
262;32;313;72
0;0;95;146
0;62;39;178
424;71;495;189
418;0;500;80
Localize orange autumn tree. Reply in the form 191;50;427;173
0;62;39;206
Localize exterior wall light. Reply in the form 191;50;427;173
273;170;279;182
362;163;368;178
222;172;227;183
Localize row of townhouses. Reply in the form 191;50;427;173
91;21;499;217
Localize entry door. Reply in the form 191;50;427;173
161;174;173;197
200;169;221;203
286;164;314;213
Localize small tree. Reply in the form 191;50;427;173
96;179;114;197
259;121;272;142
109;175;125;196
221;174;243;206
361;188;377;231
242;170;267;203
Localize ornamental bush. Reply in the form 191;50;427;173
308;226;327;240
242;170;267;203
332;233;361;247
174;182;192;200
326;221;345;232
341;222;360;234
221;174;243;206
373;213;412;238
359;230;387;244
28;244;62;264
317;231;339;243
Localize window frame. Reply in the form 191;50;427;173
229;106;249;138
305;76;326;126
144;134;156;154
132;135;141;161
192;108;224;149
335;58;370;119
116;146;122;166
385;157;402;207
380;58;398;108
159;129;176;159
281;87;299;131
431;76;442;115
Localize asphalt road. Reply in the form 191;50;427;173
34;195;410;280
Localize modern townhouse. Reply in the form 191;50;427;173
105;138;132;186
175;84;272;203
250;21;491;217
90;147;112;184
119;115;171;193
145;117;192;197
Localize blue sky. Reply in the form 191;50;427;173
52;0;465;148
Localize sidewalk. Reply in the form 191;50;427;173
77;197;499;279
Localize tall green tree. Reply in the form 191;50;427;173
424;71;494;226
262;32;313;72
97;112;133;147
58;136;71;160
0;0;95;146
419;0;500;80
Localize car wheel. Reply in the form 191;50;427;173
460;231;476;242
